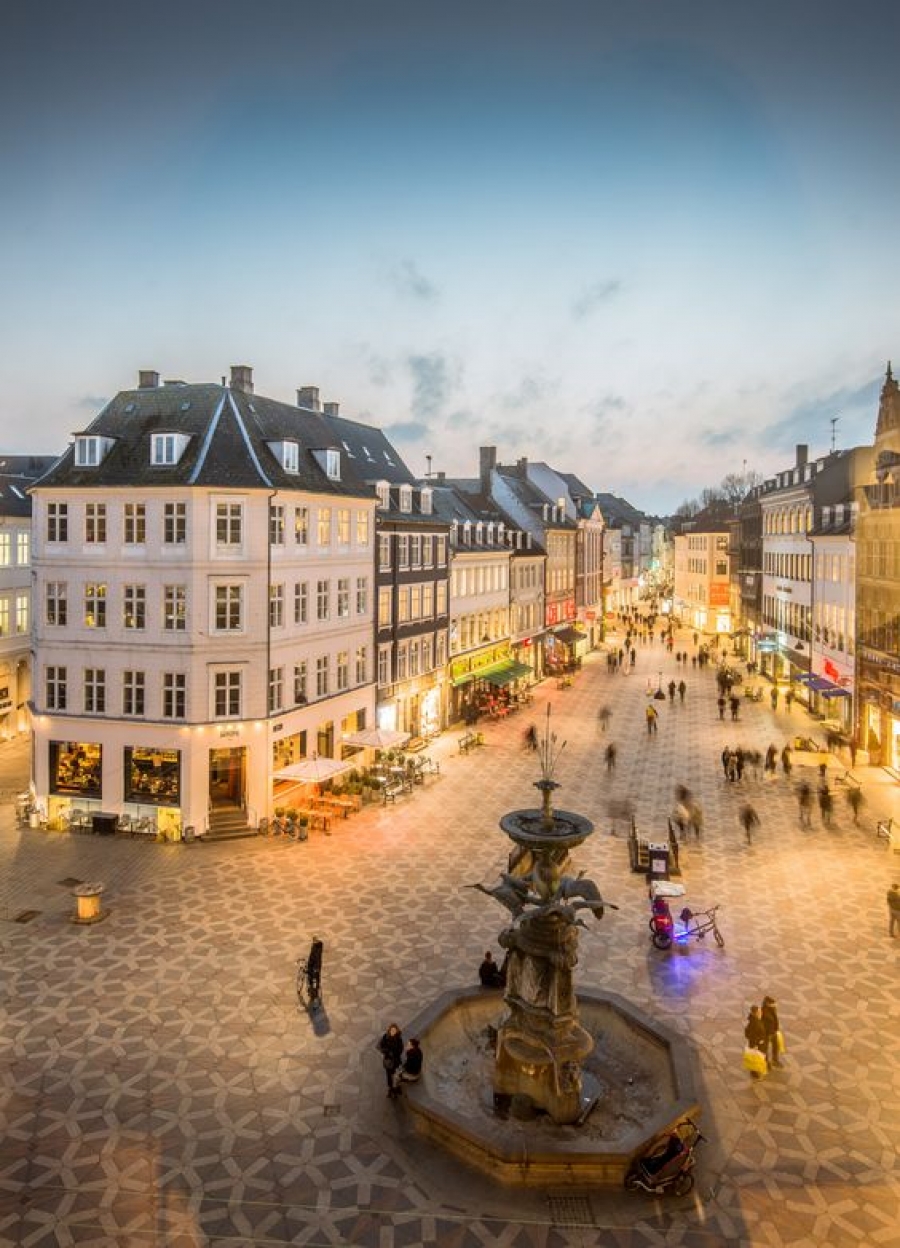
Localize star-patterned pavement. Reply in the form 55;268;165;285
1;627;898;1247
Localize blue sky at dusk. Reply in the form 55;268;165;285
3;0;900;512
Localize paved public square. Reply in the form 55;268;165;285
1;632;899;1247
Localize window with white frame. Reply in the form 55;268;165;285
214;671;242;718
47;503;68;543
75;436;103;467
215;585;243;631
164;502;186;544
84;667;106;713
377;585;391;626
410;584;422;619
420;486;432;515
325;449;340;480
16;531;29;565
269;583;284;627
376;480;390;509
294;506;309;546
337;508;350;544
396;644;408;680
164;585;186;631
423;583;434;617
398;534;409;569
422;534;433;567
282;441;299;473
151;433;185;465
123;585;146;629
378;533;391;570
46;581;67;626
269;504;285;546
337;578;350;618
268;667;284;713
409;642;420;677
124;503;146;544
336;650;349;691
0;534;8;565
46;665;67;710
377;646;391;686
436;582;448;615
215;502;243;546
1;600;13;637
85;503;106;543
294;661;308;704
163;672;186;719
317;507;331;546
316;655;329;697
422;636;433;671
436;535;447;565
397;587;409;623
356;510;370;545
316;579;329;621
355;645;367;684
294;581;308;624
84;583;107;628
123;670;145;717
399;484;412;513
356;576;368;615
14;594;26;634
410;534;422;567
436;631;446;666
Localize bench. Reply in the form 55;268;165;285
382;781;406;804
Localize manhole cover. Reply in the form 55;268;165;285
58;878;82;888
547;1196;595;1228
13;911;40;924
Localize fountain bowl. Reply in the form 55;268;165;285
401;986;700;1187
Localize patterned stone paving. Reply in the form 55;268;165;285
1;630;899;1247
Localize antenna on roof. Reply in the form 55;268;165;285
830;415;839;453
425;454;432;478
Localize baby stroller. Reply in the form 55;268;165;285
624;1118;705;1196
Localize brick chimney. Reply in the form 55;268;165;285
479;445;497;489
230;365;254;394
323;401;340;417
138;369;159;389
297;386;321;411
516;456;528;478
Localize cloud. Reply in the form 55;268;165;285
571;279;621;321
407;352;461;418
583;392;627;445
388;259;440;304
760;374;881;453
385;420;429;442
698;426;739;448
75;393;108;410
497;374;558;411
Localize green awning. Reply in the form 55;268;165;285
553;626;586;645
483;660;534;687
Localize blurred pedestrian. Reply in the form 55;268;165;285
765;744;778;776
771;686;779;711
818;782;833;827
717;695;726;720
730;694;740;721
678;679;686;703
761;996;783;1068
597;705;612;733
739;803;760;844
605;742;617;772
525;724;538;751
744;1005;767;1079
845;785;864;824
645;703;659;736
796;780;813;827
781;744;792;778
888;884;900;937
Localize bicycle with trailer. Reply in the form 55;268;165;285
649;884;724;950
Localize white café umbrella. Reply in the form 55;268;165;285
343;727;410;750
273;756;353;784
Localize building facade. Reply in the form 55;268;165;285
30;368;376;836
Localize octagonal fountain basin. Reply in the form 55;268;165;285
401;986;700;1187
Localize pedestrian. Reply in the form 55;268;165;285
525;724;538;751
734;746;745;781
717;695;726;721
678;679;686;703
721;746;732;779
479;951;505;987
730;694;740;721
739;803;760;844
818;782;833;827
604;742;617;771
668;679;676;703
761;996;783;1068
597;705;612;733
888;883;900;937
687;800;704;839
797;781;813;827
849;738;858;769
785;688;794;712
691;654;697;669
377;1023;405;1098
743;1005;767;1079
397;1037;424;1085
781;744;792;778
770;686;779;711
645;703;659;735
845;785;864;824
765;744;778;776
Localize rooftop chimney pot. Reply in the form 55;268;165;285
297;386;321;411
230;365;254;394
138;369;159;390
323;401;340;417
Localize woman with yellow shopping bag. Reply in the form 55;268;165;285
743;1005;768;1079
761;996;784;1068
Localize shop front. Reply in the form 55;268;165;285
47;739;103;827
545;626;587;675
209;745;246;807
449;644;516;723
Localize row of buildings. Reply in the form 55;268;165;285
3;366;662;836
671;365;900;770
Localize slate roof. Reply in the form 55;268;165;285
322;413;416;486
495;469;577;529
0;456;58;517
428;484;514;552
593;492;649;527
35;383;374;499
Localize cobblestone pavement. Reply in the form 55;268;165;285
1;631;899;1247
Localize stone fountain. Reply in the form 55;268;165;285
400;708;700;1185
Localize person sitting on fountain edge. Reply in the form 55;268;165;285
479;950;506;989
397;1037;424;1084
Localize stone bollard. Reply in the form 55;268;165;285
71;882;107;925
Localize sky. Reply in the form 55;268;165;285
3;0;900;514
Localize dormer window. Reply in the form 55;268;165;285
151;432;189;466
325;449;340;480
75;435;112;467
376;480;390;509
475;521;484;544
283;441;299;474
463;520;472;545
399;485;413;513
420;486;433;515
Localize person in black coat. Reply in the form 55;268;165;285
744;1005;767;1078
398;1037;424;1085
377;1023;404;1097
761;996;781;1067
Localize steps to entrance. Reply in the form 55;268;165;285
204;804;256;842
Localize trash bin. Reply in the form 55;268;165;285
646;842;670;881
92;812;117;836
